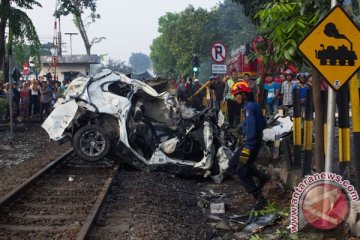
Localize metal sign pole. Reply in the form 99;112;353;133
8;55;14;139
324;0;338;173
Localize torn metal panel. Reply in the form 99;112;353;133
195;121;215;170
211;147;231;184
42;100;78;140
262;116;293;142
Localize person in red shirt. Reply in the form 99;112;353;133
19;81;31;121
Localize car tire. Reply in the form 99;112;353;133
73;125;111;162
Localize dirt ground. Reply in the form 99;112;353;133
0;122;70;196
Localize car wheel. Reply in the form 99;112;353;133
73;125;111;162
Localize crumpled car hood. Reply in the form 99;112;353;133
42;70;169;141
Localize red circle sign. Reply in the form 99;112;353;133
210;42;227;63
301;182;350;230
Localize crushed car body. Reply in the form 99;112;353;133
42;70;292;181
42;70;230;180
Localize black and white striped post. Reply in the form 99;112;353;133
350;76;360;190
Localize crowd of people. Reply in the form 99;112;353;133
0;77;68;123
175;69;315;128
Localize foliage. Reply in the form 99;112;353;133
10;41;51;75
129;52;151;74
151;6;222;78
56;0;103;55
101;58;132;74
217;0;258;49
0;0;41;82
11;0;41;9
150;35;177;77
253;0;330;68
249;234;262;240
150;2;257;80
250;201;288;217
9;7;41;53
39;42;52;56
275;229;300;240
231;0;270;19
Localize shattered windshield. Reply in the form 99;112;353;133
63;76;90;101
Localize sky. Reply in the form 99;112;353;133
26;0;222;63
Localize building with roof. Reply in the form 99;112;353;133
40;55;100;82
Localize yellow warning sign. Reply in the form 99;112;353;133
298;6;360;90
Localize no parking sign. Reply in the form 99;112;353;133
210;42;227;63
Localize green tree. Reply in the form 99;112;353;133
237;0;332;172
150;6;221;78
231;0;271;18
129;52;151;74
217;0;257;48
39;42;53;56
102;58;132;74
255;0;330;67
0;0;41;81
150;2;256;80
150;35;177;77
56;0;104;55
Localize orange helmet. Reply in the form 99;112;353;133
231;81;251;95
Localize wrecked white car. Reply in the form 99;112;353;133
42;70;230;179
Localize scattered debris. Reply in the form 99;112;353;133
210;202;225;214
243;213;279;233
208;214;223;221
68;175;75;182
214;220;231;231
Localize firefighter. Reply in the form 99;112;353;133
229;82;270;210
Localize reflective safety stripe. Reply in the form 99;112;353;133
303;120;313;151
339;128;351;162
242;148;250;155
293;117;302;146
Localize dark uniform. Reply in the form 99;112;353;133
230;100;270;209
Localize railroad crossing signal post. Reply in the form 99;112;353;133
350;75;360;190
298;4;360;174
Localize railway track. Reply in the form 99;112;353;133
87;168;207;240
0;149;119;240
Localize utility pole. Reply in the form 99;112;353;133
65;32;78;56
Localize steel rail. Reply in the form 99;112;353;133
0;148;74;207
76;163;120;240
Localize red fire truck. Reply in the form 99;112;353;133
226;36;297;78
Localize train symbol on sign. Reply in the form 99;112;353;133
315;23;357;66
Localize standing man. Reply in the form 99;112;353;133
176;78;186;103
281;70;295;108
264;74;281;115
224;69;241;128
230;83;270;210
191;79;205;111
293;73;310;116
210;75;225;110
39;81;52;122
